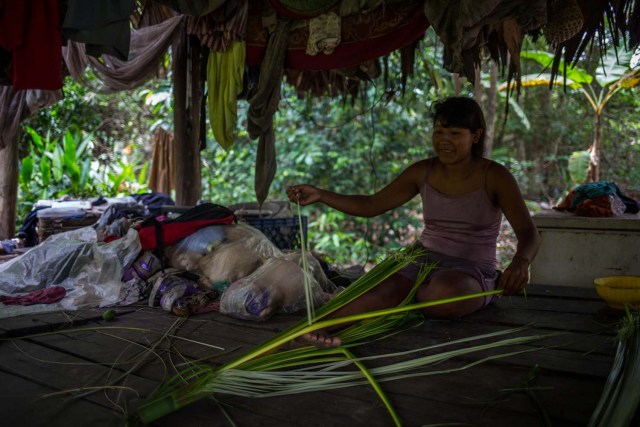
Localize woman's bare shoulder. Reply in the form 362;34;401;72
403;158;432;174
486;159;513;178
486;160;520;192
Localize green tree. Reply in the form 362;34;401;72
518;47;640;182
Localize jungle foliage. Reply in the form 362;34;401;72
20;30;640;266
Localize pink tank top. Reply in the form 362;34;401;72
418;161;502;270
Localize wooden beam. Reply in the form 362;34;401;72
0;137;18;240
172;24;202;206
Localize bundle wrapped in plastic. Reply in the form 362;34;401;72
0;227;141;313
165;225;227;271
220;257;327;321
282;251;337;294
193;224;283;287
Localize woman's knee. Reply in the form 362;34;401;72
363;274;414;306
416;271;484;319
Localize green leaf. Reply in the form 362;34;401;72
76;133;91;157
39;158;51;187
521;50;592;85
596;47;636;87
64;130;78;163
20;156;34;183
24;126;43;152
111;166;133;194
80;158;92;190
568;150;590;185
138;161;149;185
52;145;64;181
507;97;531;130
63;130;81;184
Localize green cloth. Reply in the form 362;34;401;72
62;0;134;60
207;40;246;151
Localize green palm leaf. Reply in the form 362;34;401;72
135;247;531;425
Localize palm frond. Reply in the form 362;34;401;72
137;247;520;425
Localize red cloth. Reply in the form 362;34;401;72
0;286;67;305
553;190;576;211
574;196;614;217
137;217;235;251
554;191;614;217
246;2;429;70
0;0;62;90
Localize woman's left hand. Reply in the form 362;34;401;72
498;255;530;296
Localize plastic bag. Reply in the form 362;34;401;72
195;224;283;287
0;227;141;313
220;257;326;321
164;225;227;271
282;251;337;294
609;194;626;216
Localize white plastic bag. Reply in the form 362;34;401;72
220;257;326;321
0;227;141;312
195;224;283;287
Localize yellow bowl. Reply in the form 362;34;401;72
594;276;640;310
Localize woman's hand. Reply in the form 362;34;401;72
499;254;530;296
286;185;322;206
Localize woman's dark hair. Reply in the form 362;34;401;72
432;97;486;157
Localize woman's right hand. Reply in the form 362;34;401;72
287;184;322;206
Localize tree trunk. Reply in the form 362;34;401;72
172;26;202;206
453;73;462;95
0;138;19;240
587;113;601;182
473;66;483;104
484;63;498;158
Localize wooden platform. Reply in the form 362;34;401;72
0;284;625;427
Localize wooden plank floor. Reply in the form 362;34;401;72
0;284;625;427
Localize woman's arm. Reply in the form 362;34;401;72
287;160;427;217
488;162;541;296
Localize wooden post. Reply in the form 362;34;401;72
0;137;19;240
172;24;203;206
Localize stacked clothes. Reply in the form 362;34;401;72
554;181;640;217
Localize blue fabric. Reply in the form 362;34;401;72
570;181;639;214
570;182;620;209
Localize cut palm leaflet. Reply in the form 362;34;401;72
297;202;315;325
588;309;640;427
137;246;560;425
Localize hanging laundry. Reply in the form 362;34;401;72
0;0;62;90
62;0;134;60
306;12;341;55
207;41;246;150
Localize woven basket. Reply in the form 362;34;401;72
242;216;308;251
544;0;584;43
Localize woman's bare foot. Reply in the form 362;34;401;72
299;330;342;348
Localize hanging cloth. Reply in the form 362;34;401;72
63;15;185;93
186;0;248;52
207;41;246;151
149;127;176;194
247;17;292;206
0;0;62;90
62;0;135;60
0;87;62;149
